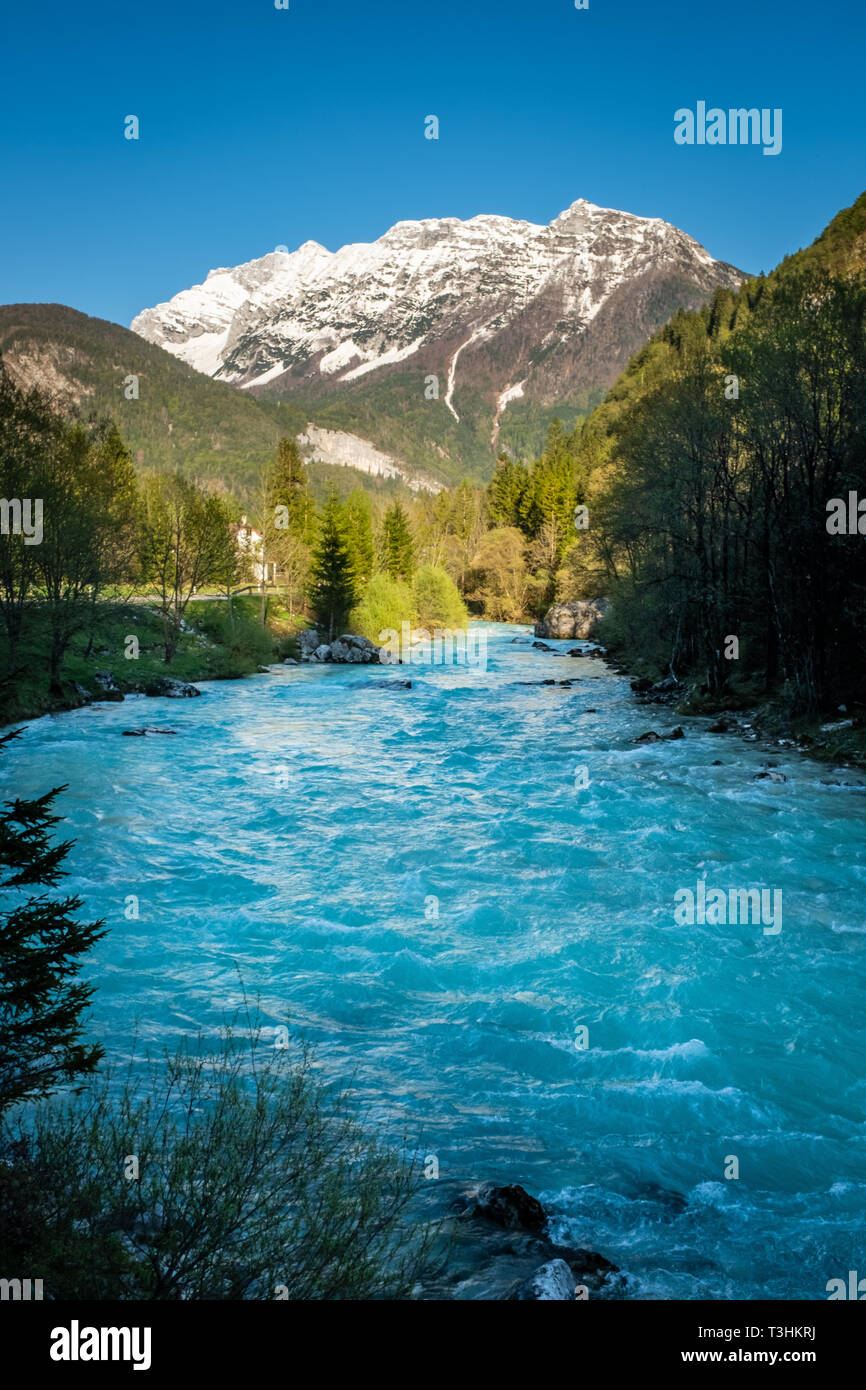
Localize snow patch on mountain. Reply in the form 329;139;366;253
445;323;495;422
491;378;528;449
341;335;428;382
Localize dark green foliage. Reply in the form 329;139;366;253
486;453;528;528
343;488;376;589
0;366;59;674
381;500;416;581
0;730;105;1113
581;257;866;715
265;436;316;542
309;494;358;640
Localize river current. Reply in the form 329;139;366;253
4;623;865;1299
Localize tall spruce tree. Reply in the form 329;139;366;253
486;453;528;528
343;488;375;590
261;437;315;617
0;730;105;1114
309;495;358;641
381;501;416;581
266;437;315;542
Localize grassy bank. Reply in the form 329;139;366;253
0;595;304;726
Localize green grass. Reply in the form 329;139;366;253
0;596;308;726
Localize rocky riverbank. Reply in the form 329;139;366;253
417;1182;624;1301
532;596;866;771
293;629;383;664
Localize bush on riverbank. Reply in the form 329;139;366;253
347;566;468;644
349;574;417;642
0;1022;435;1299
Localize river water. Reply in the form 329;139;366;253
4;623;865;1299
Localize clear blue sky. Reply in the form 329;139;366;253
1;0;863;327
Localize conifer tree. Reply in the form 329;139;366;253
381;501;416;582
261;437;315;616
266;437;315;543
0;730;105;1114
343;488;375;589
309;495;358;641
486;452;527;528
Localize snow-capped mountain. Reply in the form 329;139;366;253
131;199;743;475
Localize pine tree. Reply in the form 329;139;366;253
343;488;375;589
0;729;106;1114
266;437;315;542
381;501;416;581
309;495;358;641
486;452;527;528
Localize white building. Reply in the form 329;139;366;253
233;516;275;586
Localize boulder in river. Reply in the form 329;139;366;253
143;677;201;698
93;670;124;701
298;629;323;660
444;1182;621;1300
634;730;663;743
300;631;382;664
370;678;412;690
535;599;609;640
331;634;381;664
460;1183;547;1232
122;727;179;737
509;1259;576;1301
754;769;787;783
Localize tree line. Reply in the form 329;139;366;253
565;264;866;716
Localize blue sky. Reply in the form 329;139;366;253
1;0;863;326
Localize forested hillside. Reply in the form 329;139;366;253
567;191;866;718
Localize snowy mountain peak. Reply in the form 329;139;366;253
130;198;743;466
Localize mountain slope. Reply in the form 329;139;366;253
0;303;302;496
0;305;430;501
132;199;745;474
577;187;866;466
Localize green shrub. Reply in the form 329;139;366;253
187;600;274;667
348;574;417;643
411;566;468;632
